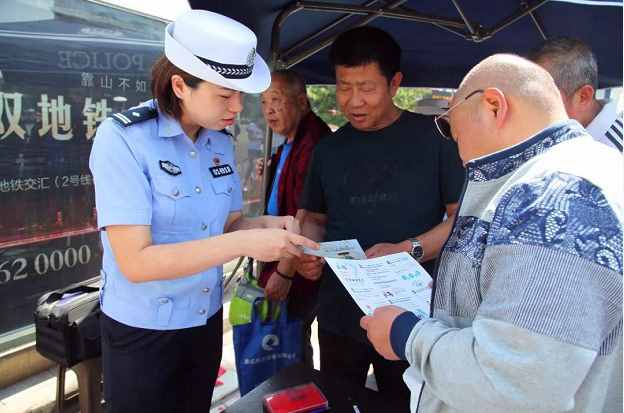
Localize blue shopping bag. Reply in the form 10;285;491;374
233;300;302;395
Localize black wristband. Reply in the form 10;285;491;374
275;269;294;281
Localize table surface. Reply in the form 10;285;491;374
225;363;406;413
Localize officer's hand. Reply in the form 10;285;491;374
360;305;406;361
365;241;410;259
264;272;292;301
255;158;265;178
244;229;319;262
295;254;324;280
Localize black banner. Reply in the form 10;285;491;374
0;1;165;336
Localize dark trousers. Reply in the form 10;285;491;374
287;289;319;368
319;329;411;412
101;310;223;413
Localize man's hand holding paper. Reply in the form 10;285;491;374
365;241;411;259
360;305;407;361
295;255;325;281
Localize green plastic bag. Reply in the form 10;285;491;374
228;259;280;325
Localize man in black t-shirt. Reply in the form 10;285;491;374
297;27;465;410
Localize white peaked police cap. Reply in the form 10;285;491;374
164;9;271;94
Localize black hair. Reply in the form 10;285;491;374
329;26;401;83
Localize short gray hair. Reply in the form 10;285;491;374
529;37;598;97
271;69;307;97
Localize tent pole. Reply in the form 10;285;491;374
431;23;471;40
296;1;465;28
283;1;463;67
282;0;388;57
522;1;548;40
486;0;549;38
285;0;408;67
449;0;477;37
260;1;305;217
252;3;304;278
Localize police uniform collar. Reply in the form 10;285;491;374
204;129;233;151
155;102;184;138
110;105;157;127
196;127;215;147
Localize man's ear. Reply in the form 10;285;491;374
389;72;403;97
574;84;595;108
482;87;508;129
171;74;187;100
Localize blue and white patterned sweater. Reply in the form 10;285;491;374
402;120;623;413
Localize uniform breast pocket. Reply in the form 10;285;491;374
210;176;236;228
210;176;234;198
151;178;195;232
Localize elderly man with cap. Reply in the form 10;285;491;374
89;10;318;413
531;37;623;151
360;54;623;413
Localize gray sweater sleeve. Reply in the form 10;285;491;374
404;317;595;412
401;243;621;412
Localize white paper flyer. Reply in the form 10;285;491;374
325;252;432;318
302;239;367;260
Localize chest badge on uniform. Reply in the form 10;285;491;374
159;160;182;176
209;164;234;178
213;157;221;165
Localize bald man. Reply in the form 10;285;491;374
360;54;623;413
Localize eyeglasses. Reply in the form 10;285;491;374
434;89;484;140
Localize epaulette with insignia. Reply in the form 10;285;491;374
111;106;157;127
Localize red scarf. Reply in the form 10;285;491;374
259;111;331;296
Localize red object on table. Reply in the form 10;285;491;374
263;382;329;413
215;366;226;386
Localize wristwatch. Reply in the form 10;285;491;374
408;238;424;261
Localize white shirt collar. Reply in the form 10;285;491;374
586;100;619;140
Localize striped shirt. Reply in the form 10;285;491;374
586;100;623;151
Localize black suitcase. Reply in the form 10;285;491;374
34;279;102;368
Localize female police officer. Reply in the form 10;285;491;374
89;10;318;413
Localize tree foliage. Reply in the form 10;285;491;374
307;85;433;129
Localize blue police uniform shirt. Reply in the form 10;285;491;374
89;99;243;330
266;141;292;216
